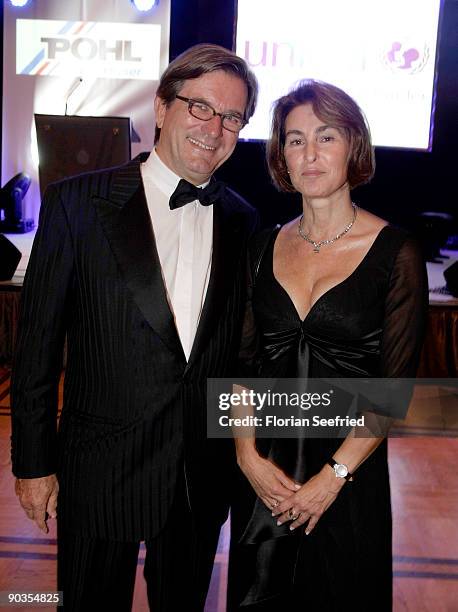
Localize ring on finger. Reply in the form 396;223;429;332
272;499;279;509
288;508;297;520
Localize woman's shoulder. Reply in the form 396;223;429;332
357;208;419;254
377;225;421;256
366;226;425;289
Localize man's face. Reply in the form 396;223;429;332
154;70;248;185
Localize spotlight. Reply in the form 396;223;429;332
0;173;34;234
131;0;158;12
10;0;31;7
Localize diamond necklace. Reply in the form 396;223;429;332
298;203;358;253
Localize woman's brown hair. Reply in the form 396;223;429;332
267;79;375;191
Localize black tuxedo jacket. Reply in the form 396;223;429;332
11;153;258;541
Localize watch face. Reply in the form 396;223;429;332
335;464;348;478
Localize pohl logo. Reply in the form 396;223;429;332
40;37;142;62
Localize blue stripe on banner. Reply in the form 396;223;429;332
58;21;76;34
20;49;45;75
20;21;76;74
394;555;458;566
394;570;458;580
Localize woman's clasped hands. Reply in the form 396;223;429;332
237;447;301;511
272;466;346;534
238;447;346;535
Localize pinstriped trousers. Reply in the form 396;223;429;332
57;477;221;611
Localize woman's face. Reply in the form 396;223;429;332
283;103;350;200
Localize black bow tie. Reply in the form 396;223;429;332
169;178;225;210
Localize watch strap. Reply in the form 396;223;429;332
327;458;353;481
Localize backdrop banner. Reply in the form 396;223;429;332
2;0;170;223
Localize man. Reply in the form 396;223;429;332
11;44;258;611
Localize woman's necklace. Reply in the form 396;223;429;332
298;203;358;253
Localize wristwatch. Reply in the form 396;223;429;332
327;458;353;481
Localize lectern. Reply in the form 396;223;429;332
35;114;131;197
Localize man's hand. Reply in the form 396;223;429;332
15;475;59;533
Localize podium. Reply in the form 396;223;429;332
35;114;131;196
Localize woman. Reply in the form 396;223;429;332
228;80;428;611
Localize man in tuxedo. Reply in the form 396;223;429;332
11;44;258;611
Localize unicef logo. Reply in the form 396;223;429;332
382;41;429;75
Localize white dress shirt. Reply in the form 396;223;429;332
140;149;213;360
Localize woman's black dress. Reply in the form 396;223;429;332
228;225;428;611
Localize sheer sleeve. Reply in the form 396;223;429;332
380;235;429;377
355;235;428;433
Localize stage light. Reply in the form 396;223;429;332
10;0;31;7
131;0;158;12
0;173;34;234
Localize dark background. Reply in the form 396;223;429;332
1;0;456;230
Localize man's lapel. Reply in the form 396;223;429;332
93;154;185;361
187;195;245;368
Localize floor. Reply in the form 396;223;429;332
1;370;457;611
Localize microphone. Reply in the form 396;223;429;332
64;78;83;116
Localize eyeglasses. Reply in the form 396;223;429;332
175;95;247;133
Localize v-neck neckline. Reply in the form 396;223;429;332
270;224;390;323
